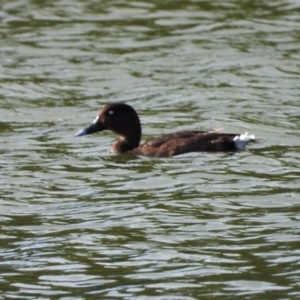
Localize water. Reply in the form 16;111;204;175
1;0;300;299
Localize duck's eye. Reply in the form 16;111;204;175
108;110;114;115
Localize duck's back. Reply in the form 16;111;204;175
133;130;239;157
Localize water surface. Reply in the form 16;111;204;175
1;0;300;299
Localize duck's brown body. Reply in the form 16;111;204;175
75;103;255;157
133;130;238;157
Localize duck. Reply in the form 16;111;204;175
75;103;255;157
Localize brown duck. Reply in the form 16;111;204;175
75;103;255;157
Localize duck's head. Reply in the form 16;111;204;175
75;103;142;152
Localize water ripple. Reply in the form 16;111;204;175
1;0;300;298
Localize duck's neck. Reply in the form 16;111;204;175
111;133;141;153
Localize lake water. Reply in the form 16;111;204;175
1;0;300;299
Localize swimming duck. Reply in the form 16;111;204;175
75;103;255;157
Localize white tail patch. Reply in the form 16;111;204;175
233;132;255;150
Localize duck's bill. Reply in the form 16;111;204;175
75;121;105;137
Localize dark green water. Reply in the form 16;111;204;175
1;0;300;299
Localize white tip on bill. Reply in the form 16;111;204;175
233;132;255;150
75;129;87;137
